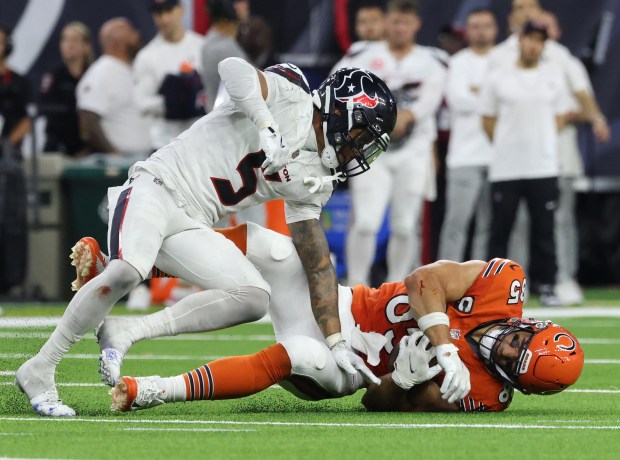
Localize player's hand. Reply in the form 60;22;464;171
392;331;442;390
330;339;381;386
435;343;471;403
259;125;290;175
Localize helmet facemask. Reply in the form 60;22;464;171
313;68;396;177
469;318;538;393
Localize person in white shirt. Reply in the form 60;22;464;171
76;18;150;154
490;0;609;143
133;0;205;150
541;11;590;305
481;21;565;307
15;59;398;417
439;8;498;262
334;0;446;285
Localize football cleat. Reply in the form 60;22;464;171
98;348;124;387
14;359;76;417
95;317;135;386
110;376;165;412
70;237;108;291
28;389;77;417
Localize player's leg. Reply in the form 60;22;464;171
110;342;292;411
439;166;485;261
487;179;521;259
15;173;175;415
471;171;491;260
346;158;391;285
386;149;430;280
525;177;559;305
97;227;271;385
555;176;583;304
109;336;360;411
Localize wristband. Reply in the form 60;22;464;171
417;312;450;332
326;332;343;349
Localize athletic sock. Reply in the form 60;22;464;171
158;343;292;402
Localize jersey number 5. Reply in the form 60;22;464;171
211;151;281;206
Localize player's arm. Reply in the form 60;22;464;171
288;218;340;336
288;218;381;385
404;260;485;345
218;57;290;174
363;376;458;412
403;260;485;403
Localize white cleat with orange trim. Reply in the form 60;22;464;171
110;376;165;412
70;237;108;291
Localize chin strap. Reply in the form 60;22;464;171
303;171;345;193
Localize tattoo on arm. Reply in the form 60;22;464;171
288;219;340;337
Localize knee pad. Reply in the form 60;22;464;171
234;286;269;322
281;336;328;372
101;260;142;293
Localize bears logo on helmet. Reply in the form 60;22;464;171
468;317;584;396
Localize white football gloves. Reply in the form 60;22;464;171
435;343;471;403
328;334;381;386
259;125;291;175
392;331;442;390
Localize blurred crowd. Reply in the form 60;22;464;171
0;0;612;306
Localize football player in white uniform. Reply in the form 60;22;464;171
333;0;446;285
15;58;397;416
67;224;583;413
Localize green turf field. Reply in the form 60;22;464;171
0;300;619;460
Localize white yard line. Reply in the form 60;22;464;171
3;308;620;329
0;417;617;430
0;331;275;341
122;427;256;433
0;353;225;361
0;314;273;329
522;307;620;318
565;389;620;394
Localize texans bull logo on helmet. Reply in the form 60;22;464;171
333;69;379;109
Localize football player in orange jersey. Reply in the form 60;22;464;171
69;222;583;413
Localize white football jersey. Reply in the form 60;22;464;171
333;41;446;147
131;65;334;226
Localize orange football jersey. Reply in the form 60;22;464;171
351;258;525;412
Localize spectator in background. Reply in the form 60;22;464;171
334;0;446;285
39;22;93;157
437;24;467;56
439;9;497;262
538;10;590;305
0;25;31;152
491;0;609;142
354;3;386;42
481;21;564;307
134;0;205;151
76;18;150;155
201;0;248;112
237;16;276;69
